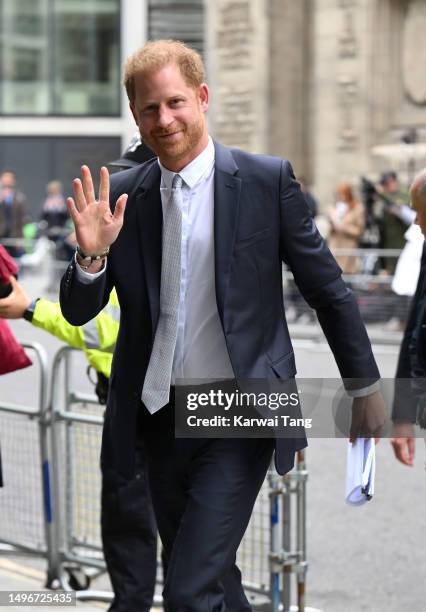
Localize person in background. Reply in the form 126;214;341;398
327;181;365;274
378;170;410;275
0;170;26;257
0;275;159;611
40;181;68;242
298;175;318;218
109;132;155;172
391;168;426;467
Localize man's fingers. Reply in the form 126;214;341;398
349;412;363;443
113;194;128;221
407;437;415;464
72;180;87;212
390;438;414;466
99;166;110;204
66;197;80;222
81;165;96;204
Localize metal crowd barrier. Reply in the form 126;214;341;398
48;346;115;602
0;341;318;610
47;347;318;611
0;342;56;583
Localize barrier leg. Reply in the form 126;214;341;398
282;481;292;611
269;474;281;611
296;451;307;612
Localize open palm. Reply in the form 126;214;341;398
67;165;128;255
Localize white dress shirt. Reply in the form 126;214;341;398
158;137;234;382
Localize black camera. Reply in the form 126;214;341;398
0;281;12;299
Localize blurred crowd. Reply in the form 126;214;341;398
302;170;417;276
0;169;73;262
294;171;421;329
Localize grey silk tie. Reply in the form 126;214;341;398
141;173;183;413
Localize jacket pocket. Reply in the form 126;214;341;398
235;227;272;251
268;351;296;379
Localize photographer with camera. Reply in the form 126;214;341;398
361;171;412;274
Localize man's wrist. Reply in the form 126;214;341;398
76;245;109;272
76;253;106;273
76;244;110;260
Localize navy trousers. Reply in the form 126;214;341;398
138;401;274;612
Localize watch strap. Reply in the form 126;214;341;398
76;244;110;261
23;298;40;322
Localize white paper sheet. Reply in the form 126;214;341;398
345;438;376;506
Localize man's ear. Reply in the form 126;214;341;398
199;83;209;113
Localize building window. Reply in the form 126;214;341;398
0;0;120;116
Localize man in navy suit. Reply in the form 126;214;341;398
60;40;384;611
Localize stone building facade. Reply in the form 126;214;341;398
206;0;426;206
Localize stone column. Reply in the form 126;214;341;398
311;0;374;205
268;0;313;178
205;0;269;153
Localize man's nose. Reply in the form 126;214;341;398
156;105;174;128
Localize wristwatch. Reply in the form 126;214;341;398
23;298;40;322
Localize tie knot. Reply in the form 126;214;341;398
172;174;183;189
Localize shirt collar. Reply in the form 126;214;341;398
158;136;215;190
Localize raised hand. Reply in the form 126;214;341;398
67;165;128;255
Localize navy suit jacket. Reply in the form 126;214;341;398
60;142;380;478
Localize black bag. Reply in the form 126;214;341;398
87;366;110;405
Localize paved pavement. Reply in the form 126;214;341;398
0;269;424;611
0;558;107;611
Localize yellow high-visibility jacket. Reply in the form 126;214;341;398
32;288;119;377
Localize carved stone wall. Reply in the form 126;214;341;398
368;0;426;177
402;0;426;106
206;0;426;205
312;0;426;204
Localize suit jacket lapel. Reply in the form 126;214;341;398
135;162;162;339
214;142;242;321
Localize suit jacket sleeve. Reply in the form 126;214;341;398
392;243;426;422
279;160;380;386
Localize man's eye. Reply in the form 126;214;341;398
170;99;184;106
